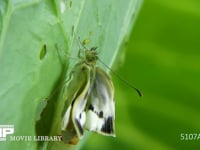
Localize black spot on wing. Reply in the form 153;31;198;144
99;111;103;118
79;113;81;119
75;119;84;136
101;117;114;134
88;105;103;118
88;104;94;111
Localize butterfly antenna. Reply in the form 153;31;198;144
72;26;89;51
98;58;142;97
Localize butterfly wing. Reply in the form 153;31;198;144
84;67;115;136
62;63;91;143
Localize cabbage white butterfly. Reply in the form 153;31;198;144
61;44;115;144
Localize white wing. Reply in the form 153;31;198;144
84;67;115;136
62;63;91;141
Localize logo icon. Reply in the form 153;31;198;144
0;125;14;141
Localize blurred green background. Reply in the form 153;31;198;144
82;0;200;149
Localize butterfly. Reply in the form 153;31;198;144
61;46;115;145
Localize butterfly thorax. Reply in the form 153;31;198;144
84;47;98;66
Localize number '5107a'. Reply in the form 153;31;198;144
180;133;200;140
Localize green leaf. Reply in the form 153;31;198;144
0;0;143;150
